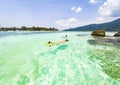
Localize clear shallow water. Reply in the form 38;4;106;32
0;31;120;85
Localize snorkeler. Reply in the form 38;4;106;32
54;39;69;45
46;41;54;47
45;39;69;47
63;35;68;39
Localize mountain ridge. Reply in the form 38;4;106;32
64;18;120;31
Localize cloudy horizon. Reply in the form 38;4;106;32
0;0;120;30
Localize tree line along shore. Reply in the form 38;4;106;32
0;26;59;31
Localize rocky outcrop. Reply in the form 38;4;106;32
91;30;105;37
114;32;120;37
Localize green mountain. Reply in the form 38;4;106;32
64;18;120;31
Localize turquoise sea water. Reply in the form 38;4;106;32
0;31;120;85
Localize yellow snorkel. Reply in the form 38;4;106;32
45;41;54;47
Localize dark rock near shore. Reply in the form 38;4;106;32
114;32;120;37
91;30;105;37
88;36;120;46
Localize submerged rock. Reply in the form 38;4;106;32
88;36;120;46
91;30;105;37
88;48;120;81
114;32;120;37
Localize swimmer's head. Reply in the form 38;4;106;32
65;39;69;42
48;41;51;44
65;35;68;37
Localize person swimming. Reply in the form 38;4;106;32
46;39;69;47
63;35;68;39
65;35;68;37
55;39;69;45
46;41;54;47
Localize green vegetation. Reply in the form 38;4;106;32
88;48;120;81
0;26;58;31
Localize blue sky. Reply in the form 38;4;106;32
0;0;120;30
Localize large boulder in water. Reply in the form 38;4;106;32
114;32;120;37
91;30;105;37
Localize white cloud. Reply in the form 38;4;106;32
71;7;76;10
71;6;82;13
76;7;82;13
96;17;105;22
98;0;120;17
56;18;79;27
95;17;117;24
89;0;102;4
